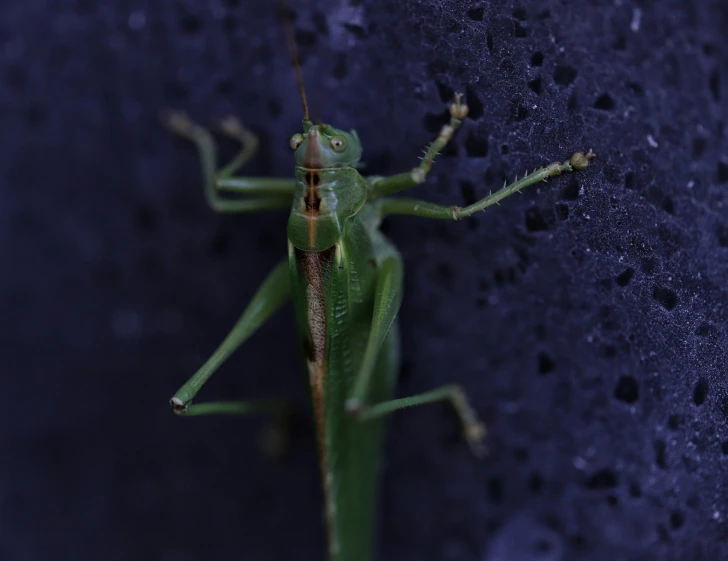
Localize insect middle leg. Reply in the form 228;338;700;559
161;112;295;212
345;253;486;456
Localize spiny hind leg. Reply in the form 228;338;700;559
169;260;294;456
170;261;290;411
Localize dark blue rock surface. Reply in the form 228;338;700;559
2;1;727;560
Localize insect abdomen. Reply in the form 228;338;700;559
288;217;397;561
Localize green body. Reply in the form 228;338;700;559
163;94;594;561
289;223;399;560
288;168;401;560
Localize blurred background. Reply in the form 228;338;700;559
2;1;727;560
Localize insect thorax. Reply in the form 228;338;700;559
287;167;368;251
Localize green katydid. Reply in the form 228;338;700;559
161;13;595;560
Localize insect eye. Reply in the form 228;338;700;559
290;134;303;150
330;136;347;152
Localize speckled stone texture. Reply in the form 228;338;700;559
2;1;727;560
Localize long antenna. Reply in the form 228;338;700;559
280;0;310;122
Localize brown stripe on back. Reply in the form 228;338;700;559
301;246;330;375
294;245;338;557
304;171;322;211
304;170;322;249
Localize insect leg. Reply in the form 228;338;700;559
375;151;596;220
346;255;403;415
214;117;296;197
174;399;289;417
170;260;290;416
215;116;259;179
367;94;468;198
344;254;485;456
161;111;293;213
356;385;486;456
216;177;297;197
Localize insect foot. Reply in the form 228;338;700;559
160;110;195;135
217;115;259;152
450;385;487;457
541;149;597;180
465;421;488;457
219;115;246;136
170;396;188;415
570;149;596;170
449;92;469;120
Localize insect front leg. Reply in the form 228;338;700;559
161;112;295;212
367;94;468;198
345;253;486;456
170;260;290;419
215;115;259;179
374;150;596;221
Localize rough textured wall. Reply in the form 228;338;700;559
2;1;727;560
